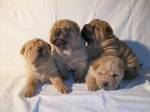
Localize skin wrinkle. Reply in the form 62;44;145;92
21;38;69;97
81;19;140;80
86;56;125;91
49;19;88;82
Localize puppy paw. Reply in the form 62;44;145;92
57;85;70;94
24;87;35;98
87;84;97;92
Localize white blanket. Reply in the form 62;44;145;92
0;0;150;112
0;69;150;112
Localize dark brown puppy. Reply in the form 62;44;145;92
81;19;140;80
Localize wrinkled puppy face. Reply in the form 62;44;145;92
81;19;113;45
49;19;80;49
92;56;125;90
20;38;51;66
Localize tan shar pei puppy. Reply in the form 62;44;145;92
81;19;140;80
49;19;88;82
20;38;69;97
86;55;126;91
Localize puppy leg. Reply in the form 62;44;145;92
49;74;69;94
55;61;68;80
74;60;87;83
85;74;97;91
24;77;39;98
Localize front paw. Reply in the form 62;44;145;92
24;87;36;98
57;85;70;94
87;84;97;92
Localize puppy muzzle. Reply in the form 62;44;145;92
53;38;67;47
52;29;68;47
37;52;45;59
81;24;94;44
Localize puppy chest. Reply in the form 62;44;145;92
62;57;76;70
35;73;47;82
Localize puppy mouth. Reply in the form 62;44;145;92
102;83;117;91
53;39;67;48
97;81;116;91
31;52;48;64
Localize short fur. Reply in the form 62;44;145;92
20;38;69;97
81;19;140;80
49;19;88;82
86;55;126;91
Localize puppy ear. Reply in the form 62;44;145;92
20;45;25;55
105;23;113;36
48;44;51;50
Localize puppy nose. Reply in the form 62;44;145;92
54;29;61;37
103;81;108;87
38;47;43;53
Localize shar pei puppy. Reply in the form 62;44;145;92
86;55;126;91
49;19;88;82
81;19;140;80
20;38;69;97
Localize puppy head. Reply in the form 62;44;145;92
81;19;113;44
92;56;125;90
20;38;51;65
49;19;80;49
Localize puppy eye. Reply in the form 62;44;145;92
54;29;61;36
95;26;100;30
92;25;99;30
113;74;118;77
38;47;44;53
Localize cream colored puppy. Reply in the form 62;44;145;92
86;55;126;91
20;38;69;98
49;19;88;82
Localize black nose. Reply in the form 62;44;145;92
38;47;43;53
103;81;108;87
54;29;61;37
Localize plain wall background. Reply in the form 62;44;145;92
0;0;150;86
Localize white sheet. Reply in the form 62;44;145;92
0;69;150;112
0;0;150;112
